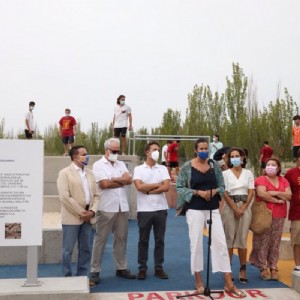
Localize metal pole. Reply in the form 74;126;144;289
22;246;41;287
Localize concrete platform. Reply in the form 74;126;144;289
279;236;293;260
292;270;300;293
90;288;300;300
0;276;89;300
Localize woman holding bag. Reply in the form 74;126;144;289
249;158;291;280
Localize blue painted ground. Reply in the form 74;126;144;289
0;209;287;293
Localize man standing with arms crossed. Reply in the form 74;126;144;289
133;141;170;280
90;138;135;285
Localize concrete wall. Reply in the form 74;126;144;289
44;155;141;219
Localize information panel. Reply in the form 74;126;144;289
0;140;43;246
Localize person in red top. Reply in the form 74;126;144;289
292;115;300;159
167;139;180;176
259;141;273;173
59;108;77;156
249;157;291;281
285;149;300;272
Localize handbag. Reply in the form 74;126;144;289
176;202;189;216
249;200;272;235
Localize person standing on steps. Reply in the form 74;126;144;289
112;95;132;155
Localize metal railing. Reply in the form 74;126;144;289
128;134;211;155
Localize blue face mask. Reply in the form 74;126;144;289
230;157;241;167
81;154;90;166
197;151;209;160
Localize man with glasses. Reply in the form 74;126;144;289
89;138;136;285
57;145;99;280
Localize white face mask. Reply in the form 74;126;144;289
151;150;160;162
29;106;34;110
120;100;125;105
65;113;70;117
108;153;118;162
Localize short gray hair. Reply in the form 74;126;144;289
104;138;120;149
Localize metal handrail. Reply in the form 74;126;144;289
128;134;211;155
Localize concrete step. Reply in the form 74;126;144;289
43;195;61;213
292;270;300;294
0;276;89;300
279;236;293;260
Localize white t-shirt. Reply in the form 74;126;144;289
161;144;168;163
114;104;132;128
209;141;223;159
93;157;130;212
25;111;34;130
222;168;254;196
133;163;170;212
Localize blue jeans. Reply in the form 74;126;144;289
62;223;91;276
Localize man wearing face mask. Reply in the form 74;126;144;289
57;145;99;279
24;101;35;139
133;142;170;280
89;138;135;285
59;108;77;156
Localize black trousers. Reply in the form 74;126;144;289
137;210;167;271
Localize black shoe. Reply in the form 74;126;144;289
154;269;168;279
137;270;147;280
116;269;136;279
89;272;100;284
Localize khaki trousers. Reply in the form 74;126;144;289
91;211;129;273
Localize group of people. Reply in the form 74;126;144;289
176;137;300;298
57;138;170;289
24;95;133;155
55;133;300;296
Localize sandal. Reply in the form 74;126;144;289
260;269;271;280
195;283;205;294
270;269;279;281
224;284;246;298
239;264;248;284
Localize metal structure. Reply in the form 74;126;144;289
128;134;211;155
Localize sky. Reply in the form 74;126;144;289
0;0;299;135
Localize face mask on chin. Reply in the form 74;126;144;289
108;153;118;162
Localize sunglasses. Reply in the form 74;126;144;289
107;148;120;154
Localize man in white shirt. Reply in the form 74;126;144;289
90;138;135;285
24;101;35;139
161;140;171;167
112;95;132;155
57;145;99;279
133;141;170;280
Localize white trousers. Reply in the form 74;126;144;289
186;209;231;274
